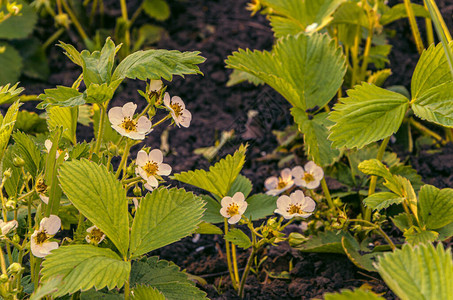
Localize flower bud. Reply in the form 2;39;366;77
12;235;20;244
133;186;142;197
12;157;25;168
108;142;118;156
7;3;22;15
5;200;15;210
7;263;22;274
3;169;11;179
0;274;8;283
126;164;135;177
55;13;70;28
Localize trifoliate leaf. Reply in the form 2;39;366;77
130;187;204;258
0;43;22;85
195;222;223;235
362;192;404;211
226;33;346;110
85;83;115;104
41;245;130;297
0;0;37;39
381;3;430;26
14;110;47;134
418;185;453;230
262;0;344;37
324;288;385;300
411;42;453;99
243;193;277;221
132;285;165;300
292;109;341;166
341;237;380;272
412;81;453;128
30;277;63;300
47;106;78;144
376;243;453;300
38;86;84;109
329;83;409;149
112;49;205;83
59;160;130;257
130;257;207;300
367;69;392;87
143;0;170;21
224;229;252;249
226;69;264;87
173;145;246;198
358;159;394;182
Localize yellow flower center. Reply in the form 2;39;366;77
303;173;315;183
142;162;159;177
277;177;287;189
121;117;137;132
227;203;239;216
171;103;183;117
88;228;104;244
287;204;303;215
35;179;47;194
35;231;49;245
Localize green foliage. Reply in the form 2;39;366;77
227;174;252;198
12;131;42;177
226;69;264;87
0;0;37;39
376;243;453;300
130;187;205;258
143;0;170;21
0;43;22;85
47;106;78;144
329;83;409;149
38;86;84;109
30;277;63;300
341;237;381;272
294;230;353;254
200;195;223;224
226;33;346;111
381;3;430;26
58;159;129;257
173;145;246;198
132;285;165;300
41;245;131;297
324;288;385;300
243;193;277;221
0;82;23;105
262;0;344;37
130;256;207;300
224;229;252;249
14;110;47;134
195;222;223;235
332;2;368;27
403;227;438;245
418;185;453;229
362;192;404;211
0;101;20;160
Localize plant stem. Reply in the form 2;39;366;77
93;103;106;155
404;0;425;54
364;136;390;221
360;20;374;80
61;0;90;42
224;219;237;290
320;177;334;209
42;28;65;50
350;25;361;86
152;115;171;128
124;279;130;300
409;118;445;144
239;247;256;298
348;219;396;250
231;243;240;284
122;176;142;185
120;0;130;51
115;141;132;179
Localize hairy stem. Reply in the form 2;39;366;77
321;177;334;209
93;103;106;155
224;219;238;290
404;0;425;54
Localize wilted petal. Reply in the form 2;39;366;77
1;220;17;235
45;140;52;153
39;194;49;204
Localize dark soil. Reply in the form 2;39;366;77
13;0;453;298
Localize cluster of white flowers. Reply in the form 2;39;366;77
265;161;323;220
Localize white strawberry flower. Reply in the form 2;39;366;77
149;80;163;93
45;140;69;160
274;190;316;219
135;149;172;190
292;161;324;189
0;219;18;235
108;102;152;140
30;215;61;258
85;225;106;245
220;192;248;224
163;93;192;128
264;168;294;196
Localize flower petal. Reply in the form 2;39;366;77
136;150;148;166
228;214;241;224
232;192;245;203
157;163;172;176
40;215;61;235
108;107;123;125
301;196;316;213
146;176;159;188
144;183;154;191
122;102;137;118
149;80;163;92
39;194;49;204
171;96;185;109
291;166;304;178
276;195;291;210
221;196;233;208
149;149;163;164
163;93;171;108
264;176;278;190
180;110;192;128
44;139;52;153
136;116;152;133
281;168;292;181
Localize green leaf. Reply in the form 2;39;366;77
112;49;205;82
262;0;344;37
341;237;379;272
14;110;47;134
200;195;223;224
227;174;252;198
436;222;453;241
412;81;453;128
30;276;63;300
0;82;23;105
391;213;412;232
0;43;22;86
411;42;453;99
0;101;20;160
329;83;409;149
226;69;264;87
292;109;341;166
358;159;394;182
367;69;392;87
58;41;83;66
243;193;277;221
12;131;42;177
132;285;165;300
418;185;453;229
324;288;385;300
41;245;131;297
47;106;78;144
369;45;392;69
80;290;123;299
85;83;115;104
195;222;223;235
226;33;346;110
362;192;404;211
173;145;246;198
376;243;453;300
58;159;129;257
38;86;84;109
294;230;353;254
130;187;204;258
2;145;23;197
332;2;368;27
381;3;430;26
143;0;170;21
16;38;49;81
0;0;37;39
224;229;252;249
130;256;207;300
403;226;438;245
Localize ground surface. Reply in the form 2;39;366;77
14;0;453;298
